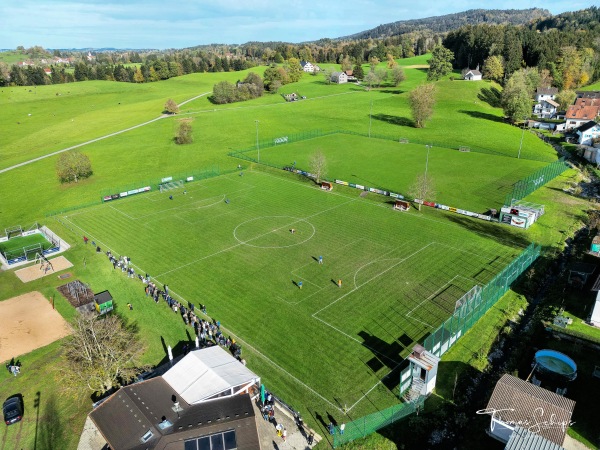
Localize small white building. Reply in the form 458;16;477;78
533;99;559;118
300;61;315;73
330;71;348;84
463;68;482;81
575;120;600;146
535;87;558;103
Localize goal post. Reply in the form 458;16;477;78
454;285;482;317
5;225;23;239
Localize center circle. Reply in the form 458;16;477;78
233;215;316;248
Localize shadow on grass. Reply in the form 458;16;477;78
37;393;64;450
478;87;502;108
372;113;415;128
459;110;505;123
444;214;532;249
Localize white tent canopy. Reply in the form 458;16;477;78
163;346;260;404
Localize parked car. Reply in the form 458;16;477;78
3;396;24;425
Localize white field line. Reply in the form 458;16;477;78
107;203;137;220
352;246;406;290
345;360;406;413
56;215;344;413
153;197;358;279
252;170;525;249
312;242;434;317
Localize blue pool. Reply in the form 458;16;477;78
534;349;577;381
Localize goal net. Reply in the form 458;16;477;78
454;285;482;317
5;225;23;239
159;180;184;192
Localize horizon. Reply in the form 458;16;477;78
0;1;594;51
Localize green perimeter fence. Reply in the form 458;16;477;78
330;243;540;447
332;397;425;448
504;158;568;206
228;129;555;163
45;165;230;218
423;242;541;357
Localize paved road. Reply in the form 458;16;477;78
0;92;210;175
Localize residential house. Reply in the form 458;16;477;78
576;90;600;100
534;87;558;103
533;99;560;118
330;71;348;84
300;61;314;73
345;69;357;82
17;60;34;67
575;120;600;146
43;68;52;76
575;97;600;108
89;378;261;450
483;374;575;446
564;105;600;130
463;68;482;81
504;426;566;450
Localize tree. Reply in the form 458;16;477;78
482;55;504;84
308;150;327;185
176;119;193;144
427;46;454;81
164;98;179;114
409;84;437;128
340;55;352;71
408;173;435;211
374;68;388;86
386;53;398;69
62;312;146;395
391;66;405;86
501;72;531;123
555;89;576;111
56;151;93;183
286;58;303;82
352;64;365;81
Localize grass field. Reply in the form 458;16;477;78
58;169;523;414
236;132;548;213
0;232;53;259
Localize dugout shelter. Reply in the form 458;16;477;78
321;181;333;191
94;290;114;315
393;200;410;211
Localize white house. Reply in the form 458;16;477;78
463;68;482;81
330;71;348;84
300;61;315;73
535;87;558;103
533;98;560;118
575;121;600;146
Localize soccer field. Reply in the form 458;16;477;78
0;232;53;260
236;133;549;213
61;170;523;413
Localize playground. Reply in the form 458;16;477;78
14;255;74;282
0;291;71;363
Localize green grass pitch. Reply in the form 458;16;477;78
0;232;53;258
238;133;548;213
60;170;522;413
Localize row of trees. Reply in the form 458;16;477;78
211;72;264;104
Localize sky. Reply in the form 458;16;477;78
0;0;594;50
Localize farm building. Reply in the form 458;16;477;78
300;61;315;73
330;71;348;84
534;87;558;103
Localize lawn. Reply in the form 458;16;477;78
234;132;548;213
57;169;523;418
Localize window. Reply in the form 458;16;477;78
140;430;154;443
185;430;237;450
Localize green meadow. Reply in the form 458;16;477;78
0;55;583;449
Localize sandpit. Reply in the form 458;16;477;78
0;291;71;363
14;255;73;283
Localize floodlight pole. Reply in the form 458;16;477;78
424;145;432;185
255;120;260;163
518;117;527;159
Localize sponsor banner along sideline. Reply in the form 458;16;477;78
103;186;151;202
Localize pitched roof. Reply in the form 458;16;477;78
577;90;600;99
465;69;482;76
162;346;259;404
575;97;600;107
90;379;259;450
544;99;560;108
536;87;558;96
486;374;575;446
575;120;599;133
300;60;312;67
505;426;566;450
566;105;600;120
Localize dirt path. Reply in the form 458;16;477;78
0;92;211;175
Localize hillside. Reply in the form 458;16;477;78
340;8;550;40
